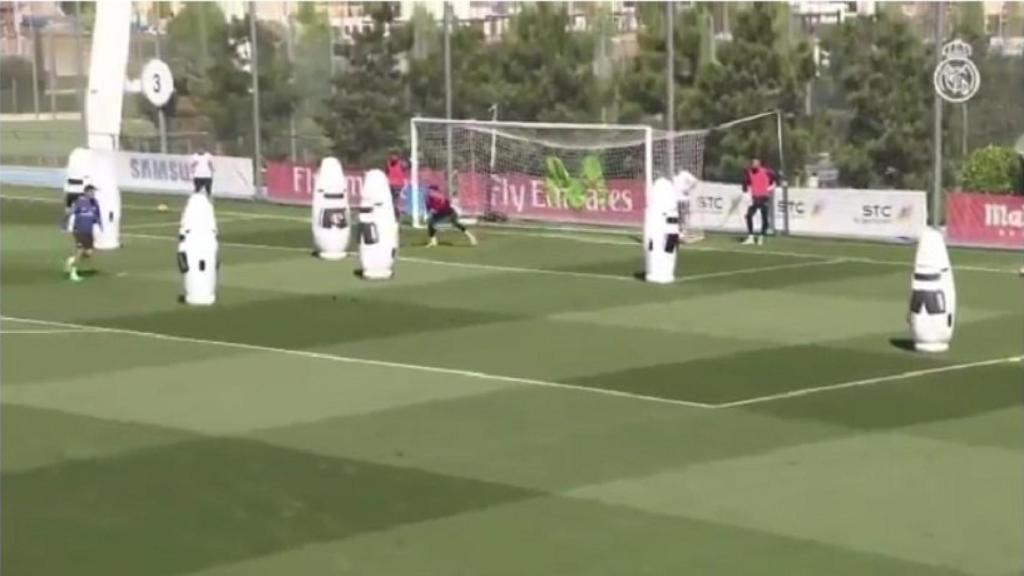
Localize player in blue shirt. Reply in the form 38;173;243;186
65;185;102;282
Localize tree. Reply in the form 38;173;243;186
490;3;601;123
163;6;298;156
1007;1;1024;37
291;3;334;158
200;15;296;158
822;13;932;189
59;1;95;31
587;3;617;122
954;2;986;39
961;145;1021;194
964;51;1024;153
318;4;407;167
615;4;706;126
165;3;228;102
679;3;814;182
402;9;499;121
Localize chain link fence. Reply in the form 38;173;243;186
1;2;335;167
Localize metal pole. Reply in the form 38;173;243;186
133;5;143;67
489;104;498;171
644;126;654;194
806;36;817;117
487;104;498;215
154;19;168;153
444;3;452;118
47;26;57;118
666;1;675;176
707;7;716;63
198;2;209;74
961;103;968;158
932;3;944;226
74;1;85;136
444;1;453;196
411;118;420;226
285;3;297;162
29;4;40;118
776;110;789;235
249;2;263;196
328;17;336;93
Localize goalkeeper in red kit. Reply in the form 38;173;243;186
425;184;477;247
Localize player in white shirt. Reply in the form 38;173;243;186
190;148;215;195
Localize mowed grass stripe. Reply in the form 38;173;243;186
123;230;848;284
566;341;1022;408
2;316;717;410
2;433;542;576
568;431;1024;576
0;403;198;474
740;361;1024;433
716;354;1024;408
1;335;518;435
175;492;972;576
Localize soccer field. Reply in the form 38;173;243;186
2;186;1022;576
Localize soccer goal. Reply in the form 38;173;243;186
409;118;708;238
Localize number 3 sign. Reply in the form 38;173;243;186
142;59;175;108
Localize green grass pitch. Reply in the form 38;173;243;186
2;185;1022;576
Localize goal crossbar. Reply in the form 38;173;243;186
410;117;654;131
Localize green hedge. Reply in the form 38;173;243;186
961;145;1023;195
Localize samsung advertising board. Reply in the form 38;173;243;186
95;150;255;199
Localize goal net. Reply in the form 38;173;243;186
409;118;708;237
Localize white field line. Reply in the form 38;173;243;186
3;193;1016;274
119;215;260;230
0;193;309;223
400;256;636;282
714;355;1024;408
676;258;848;282
8;316;1019;410
0;315;717;410
483;229;1018;274
124;231;847;284
0;328;99;334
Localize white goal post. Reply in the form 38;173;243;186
409;117;708;236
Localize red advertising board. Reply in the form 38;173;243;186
266;160;646;227
946;192;1024;249
448;171;645;227
265;161;365;205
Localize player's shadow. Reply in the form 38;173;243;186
75;269;100;278
889;337;916;352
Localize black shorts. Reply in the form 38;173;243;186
65;192;82;209
193;177;213;194
430;206;457;221
73;231;94;250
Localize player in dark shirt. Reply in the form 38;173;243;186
425;184;476;247
65;185;103;282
